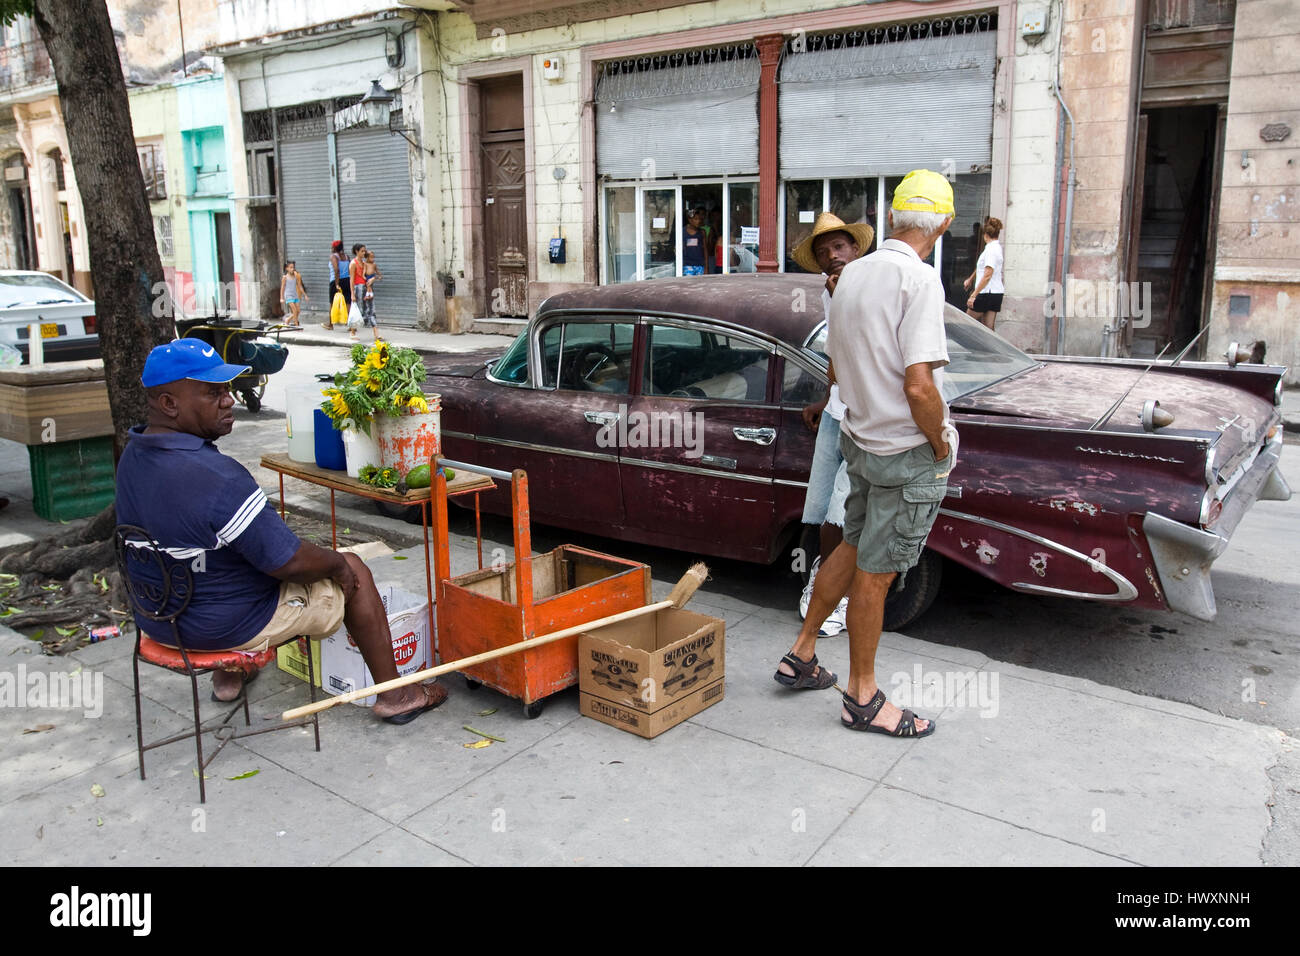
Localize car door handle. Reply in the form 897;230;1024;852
584;411;620;426
733;427;775;446
701;454;737;470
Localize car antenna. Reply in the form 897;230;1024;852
1087;341;1171;431
1090;322;1214;431
1169;321;1211;367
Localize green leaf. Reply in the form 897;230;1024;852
0;606;18;617
392;555;408;560
227;769;260;780
55;626;79;637
96;817;103;827
29;629;43;641
463;725;506;743
476;708;498;717
90;783;105;798
42;584;61;591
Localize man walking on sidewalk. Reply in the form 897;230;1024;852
774;170;956;738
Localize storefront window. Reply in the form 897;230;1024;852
943;172;992;308
782;179;822;273
604;187;636;285
602;179;759;282
727;182;758;273
643;188;677;280
828;178;878;254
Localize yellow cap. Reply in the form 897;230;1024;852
891;169;955;217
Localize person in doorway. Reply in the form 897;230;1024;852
775;170;956;740
115;339;449;723
964;217;1004;330
788;211;873;638
279;260;308;327
362;249;382;341
682;208;710;276
325;240;350;330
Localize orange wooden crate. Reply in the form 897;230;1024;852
433;469;650;716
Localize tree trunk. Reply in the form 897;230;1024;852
30;0;174;452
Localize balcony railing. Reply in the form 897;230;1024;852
0;39;55;91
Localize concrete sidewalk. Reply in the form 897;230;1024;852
0;530;1289;866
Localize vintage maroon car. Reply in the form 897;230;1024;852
427;274;1291;628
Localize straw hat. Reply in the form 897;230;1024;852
790;212;875;274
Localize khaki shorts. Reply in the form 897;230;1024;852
839;434;950;575
228;579;347;653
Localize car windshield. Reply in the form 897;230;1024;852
805;304;1039;402
0;274;85;308
486;327;530;384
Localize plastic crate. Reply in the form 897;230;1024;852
28;436;116;521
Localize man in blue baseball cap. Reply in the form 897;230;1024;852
114;339;448;723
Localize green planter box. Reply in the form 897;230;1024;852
28;436;116;522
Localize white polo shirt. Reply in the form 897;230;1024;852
827;238;949;456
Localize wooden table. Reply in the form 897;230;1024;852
260;453;496;644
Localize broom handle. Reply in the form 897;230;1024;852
281;598;673;720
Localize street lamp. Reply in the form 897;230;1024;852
361;79;393;129
361;79;421;149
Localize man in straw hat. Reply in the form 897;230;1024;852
775;170;958;739
788;212;874;638
115;339;448;724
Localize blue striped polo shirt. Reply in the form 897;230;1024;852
115;426;301;650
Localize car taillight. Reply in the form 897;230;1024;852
84;315;97;334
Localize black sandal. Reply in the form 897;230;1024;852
841;689;935;738
773;652;837;690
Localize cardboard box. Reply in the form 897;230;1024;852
320;585;431;706
276;635;322;687
578;607;725;738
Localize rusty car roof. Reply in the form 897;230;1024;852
536;274;829;348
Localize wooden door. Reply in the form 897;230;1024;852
480;76;527;316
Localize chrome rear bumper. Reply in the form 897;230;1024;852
1143;433;1289;621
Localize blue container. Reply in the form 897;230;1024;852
314;409;346;470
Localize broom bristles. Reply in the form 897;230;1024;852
667;561;709;609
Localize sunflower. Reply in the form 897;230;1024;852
407;394;430;414
365;343;390;371
326;390;350;419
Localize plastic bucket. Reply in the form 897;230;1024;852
285;386;319;463
313;409;346;471
341;420;381;479
373;397;441;477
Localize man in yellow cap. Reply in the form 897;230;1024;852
775;170;956;739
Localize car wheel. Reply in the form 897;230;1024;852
882;548;943;632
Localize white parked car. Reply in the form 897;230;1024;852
0;270;99;364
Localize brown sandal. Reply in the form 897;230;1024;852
841;689;935;737
773;652;837;690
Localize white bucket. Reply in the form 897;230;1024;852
285;386;320;463
373;397;442;476
341;420;381;478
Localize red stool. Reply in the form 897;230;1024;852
116;524;322;802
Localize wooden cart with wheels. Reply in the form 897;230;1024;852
431;460;651;718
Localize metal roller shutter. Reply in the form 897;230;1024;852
779;29;997;179
337;128;418;326
596;53;760;179
278;127;334;318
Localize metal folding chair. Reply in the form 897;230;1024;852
114;523;321;802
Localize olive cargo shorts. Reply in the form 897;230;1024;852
839;433;950;575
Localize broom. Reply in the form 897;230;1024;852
282;562;709;721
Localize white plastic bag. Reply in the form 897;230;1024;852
347;299;362;330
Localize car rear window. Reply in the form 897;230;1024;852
0;274;85;308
